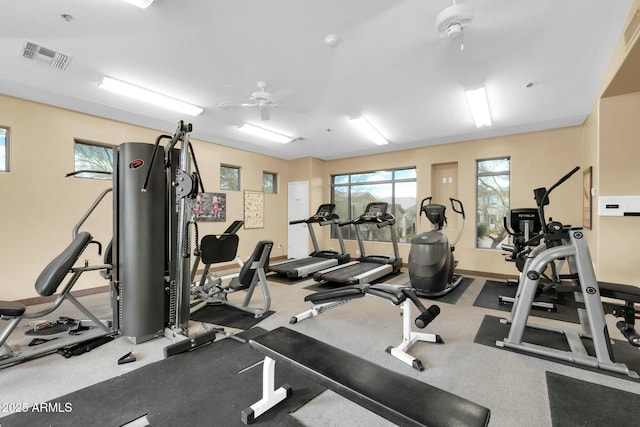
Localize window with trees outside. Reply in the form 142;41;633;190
220;165;240;191
263;171;277;194
476;157;510;249
331;168;416;243
74;139;113;180
0;127;8;172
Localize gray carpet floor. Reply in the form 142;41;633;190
2;272;640;426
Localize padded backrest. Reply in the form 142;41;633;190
35;232;92;297
201;234;240;265
237;240;273;286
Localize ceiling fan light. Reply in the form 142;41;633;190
120;0;154;9
237;123;292;144
349;115;389;145
99;76;203;116
465;86;492;128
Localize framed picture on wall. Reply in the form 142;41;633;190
583;166;592;229
244;190;264;229
193;192;226;222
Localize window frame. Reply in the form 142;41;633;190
475;156;511;249
0;126;9;172
73;138;114;180
262;171;277;194
220;164;241;191
330;167;417;243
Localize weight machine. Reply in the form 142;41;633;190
111;121;204;343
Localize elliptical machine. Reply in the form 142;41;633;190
408;197;465;297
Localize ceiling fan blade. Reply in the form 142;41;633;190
259;107;271;121
218;102;257;110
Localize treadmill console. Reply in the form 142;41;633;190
363;202;388;221
312;204;336;221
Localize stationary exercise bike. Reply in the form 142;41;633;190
408;197;465;297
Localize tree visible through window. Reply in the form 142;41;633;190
220;165;240;190
0;127;8;172
263;171;277;194
331;168;416;243
476;157;510;249
74;139;113;180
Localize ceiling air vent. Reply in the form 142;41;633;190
290;137;310;144
624;8;640;49
21;40;72;70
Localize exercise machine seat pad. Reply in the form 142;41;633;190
0;300;27;317
367;284;408;305
35;232;92;297
250;327;491;427
304;284;369;304
201;234;240;265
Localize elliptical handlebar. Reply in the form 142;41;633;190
419;197;433;218
537;166;580;232
449;198;465;219
449;198;465;247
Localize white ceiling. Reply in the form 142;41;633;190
0;0;633;160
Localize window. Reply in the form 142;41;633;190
476;157;510;249
263;171;277;194
331;168;416;243
220;165;240;191
0;127;8;172
74;139;113;180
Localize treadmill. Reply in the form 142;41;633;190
270;204;350;279
312;202;402;286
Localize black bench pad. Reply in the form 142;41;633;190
304;284;369;304
249;327;490;427
599;281;640;304
0;300;27;317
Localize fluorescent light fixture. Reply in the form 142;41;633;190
121;0;154;9
99;76;203;116
465;86;492;128
349;115;389;145
237;123;292;144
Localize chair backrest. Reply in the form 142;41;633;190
201;234;240;265
237;240;273;287
35;232;92;297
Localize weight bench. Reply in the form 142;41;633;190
291;283;443;371
0;232;113;368
241;327;491;426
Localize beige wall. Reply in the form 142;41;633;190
597;92;640;284
0;94;290;300
582;0;640;286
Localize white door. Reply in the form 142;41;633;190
288;181;309;259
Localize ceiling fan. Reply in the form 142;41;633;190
218;81;279;120
435;1;474;50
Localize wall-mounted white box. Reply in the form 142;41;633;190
598;196;640;216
